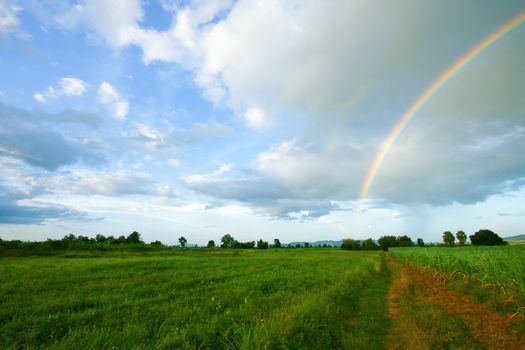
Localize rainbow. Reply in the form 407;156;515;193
359;10;525;200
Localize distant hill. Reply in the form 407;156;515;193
286;240;342;247
503;234;525;241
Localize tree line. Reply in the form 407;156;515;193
1;228;506;255
341;229;506;251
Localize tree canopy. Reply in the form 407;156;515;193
470;229;506;246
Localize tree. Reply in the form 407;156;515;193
150;240;164;247
304;242;310;248
361;238;379;250
273;238;281;248
470;229;506;246
221;234;236;248
178;236;187;247
207;240;216;248
442;231;455;246
62;234;76;241
341;238;360;250
257;239;269;249
95;234;107;243
126;231;143;244
417;238;425;247
397;235;414;247
115;235;127;244
456;230;467;246
378;235;398;251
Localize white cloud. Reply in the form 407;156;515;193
181;163;233;185
50;1;525;210
97;82;129;120
34;76;88;103
244;106;266;130
0;0;20;33
64;170;155;196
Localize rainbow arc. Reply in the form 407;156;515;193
359;11;525;200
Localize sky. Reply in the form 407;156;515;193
0;0;524;245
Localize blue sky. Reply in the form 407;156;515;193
1;0;524;245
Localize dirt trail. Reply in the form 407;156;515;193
386;256;525;350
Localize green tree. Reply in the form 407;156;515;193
378;235;398;251
456;230;467;246
442;231;455;246
207;240;216;248
126;231;143;244
62;234;76;241
115;235;127;244
95;234;107;243
221;234;236;248
257;239;269;249
341;238;360;250
150;240;164;247
397;235;414;247
178;236;187;247
417;238;425;247
469;229;505;246
273;238;281;248
361;238;379;250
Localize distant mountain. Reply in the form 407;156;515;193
286;240;342;247
503;234;525;241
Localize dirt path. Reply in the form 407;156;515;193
386;256;525;350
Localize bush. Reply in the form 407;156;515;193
341;239;360;250
378;235;398;251
469;229;506;246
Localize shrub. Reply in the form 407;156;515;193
469;229;506;246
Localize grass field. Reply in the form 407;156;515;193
0;249;389;350
2;246;524;349
390;245;525;308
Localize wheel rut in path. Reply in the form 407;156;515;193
386;256;525;350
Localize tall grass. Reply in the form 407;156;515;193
390;246;525;307
0;249;389;349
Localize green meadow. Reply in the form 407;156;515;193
1;246;524;349
0;249;389;350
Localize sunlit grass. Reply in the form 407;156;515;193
390;245;525;309
0;249;389;349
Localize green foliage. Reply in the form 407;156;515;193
256;239;269;249
397;235;414;247
273;238;281;248
178;236;187;247
390;245;525;306
207;240;216;248
361;238;379;250
341;238;360;250
220;234;236;248
442;231;455;246
456;230;467;246
0;250;389;349
233;240;256;248
126;231;144;244
469;229;505;246
417;238;425;247
378;235;398;251
95;234;107;243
